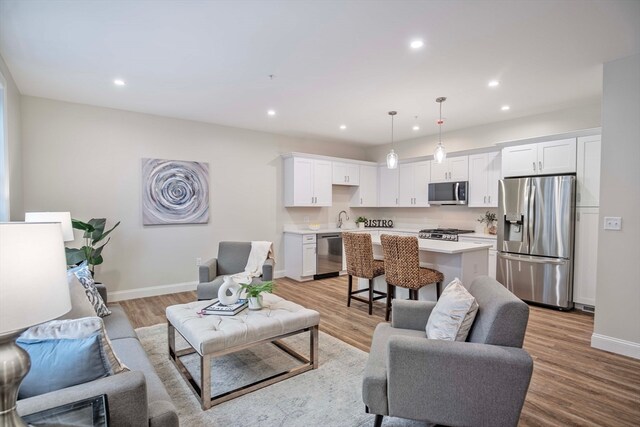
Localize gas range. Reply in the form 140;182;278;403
418;228;474;241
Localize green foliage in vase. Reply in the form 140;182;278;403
240;281;276;298
477;211;497;224
65;218;121;274
355;216;367;224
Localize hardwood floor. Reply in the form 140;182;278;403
118;276;640;426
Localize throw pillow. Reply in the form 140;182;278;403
18;317;128;399
426;278;479;341
58;274;97;320
69;262;111;317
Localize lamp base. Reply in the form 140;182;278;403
0;329;29;427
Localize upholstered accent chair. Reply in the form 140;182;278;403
362;276;533;427
380;234;444;321
197;241;274;300
343;232;386;315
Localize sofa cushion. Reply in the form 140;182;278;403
68;262;111;317
102;305;138;340
426;278;478;341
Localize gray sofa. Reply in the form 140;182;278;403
363;276;533;427
17;285;179;427
197;241;274;300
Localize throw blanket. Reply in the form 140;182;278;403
231;241;274;285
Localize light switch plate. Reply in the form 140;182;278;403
603;217;622;230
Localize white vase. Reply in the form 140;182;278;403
248;295;263;310
217;276;241;305
358;222;365;229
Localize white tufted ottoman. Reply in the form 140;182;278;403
166;293;320;409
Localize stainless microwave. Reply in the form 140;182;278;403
428;181;468;205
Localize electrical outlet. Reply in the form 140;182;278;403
603;217;622;230
196;257;202;266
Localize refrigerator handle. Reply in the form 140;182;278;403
528;184;536;250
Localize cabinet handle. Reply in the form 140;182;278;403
484;196;487;203
488;195;491;203
533;162;536;172
360;197;363;205
396;198;398;205
577;192;581;202
444;172;447;180
577;212;581;221
539;161;543;171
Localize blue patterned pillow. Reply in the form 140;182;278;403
68;262;111;317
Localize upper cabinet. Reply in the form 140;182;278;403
502;138;576;177
398;161;431;207
430;156;469;183
284;156;332;207
332;162;360;186
378;165;399;207
576;135;601;207
351;165;378;207
468;151;501;207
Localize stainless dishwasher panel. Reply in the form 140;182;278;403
315;233;343;279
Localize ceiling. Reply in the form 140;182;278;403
1;0;639;145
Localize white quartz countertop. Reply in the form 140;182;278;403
371;237;492;254
283;226;423;235
459;232;497;240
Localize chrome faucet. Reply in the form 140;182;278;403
337;210;349;228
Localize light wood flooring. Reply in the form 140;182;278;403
118;276;640;426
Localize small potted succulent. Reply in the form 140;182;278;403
240;281;276;310
355;216;367;229
477;211;498;235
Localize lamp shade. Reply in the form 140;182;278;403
25;212;74;242
0;223;71;334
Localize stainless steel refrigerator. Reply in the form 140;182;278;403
496;175;576;309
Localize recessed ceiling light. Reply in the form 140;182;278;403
412;125;420;131
488;80;499;87
267;109;276;116
410;39;424;49
339;125;347;130
113;79;126;86
501;105;510;111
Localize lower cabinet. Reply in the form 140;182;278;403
458;236;497;279
284;233;317;281
573;207;599;307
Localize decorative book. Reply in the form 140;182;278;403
202;299;248;316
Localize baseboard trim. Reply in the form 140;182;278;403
274;269;286;279
591;333;640;360
109;281;198;302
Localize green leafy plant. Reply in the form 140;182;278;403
355;216;367;224
240;281;276;298
65;218;121;274
477;211;497;225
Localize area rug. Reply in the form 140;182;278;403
137;324;428;426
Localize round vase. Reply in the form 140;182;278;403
358;222;365;229
248;295;263;310
217;276;241;305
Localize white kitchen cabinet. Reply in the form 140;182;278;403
576;135;601;207
398;161;431;207
284;233;317;281
284;157;332;207
458;235;497;279
430;156;469;183
332;162;360;186
502;138;576;177
468;151;501;207
350;165;378;207
573;208;599;307
378;165;399;207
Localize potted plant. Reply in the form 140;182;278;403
477;211;498;235
240;281;276;310
355;216;367;229
65;218;121;277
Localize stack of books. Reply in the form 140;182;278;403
202;299;248;316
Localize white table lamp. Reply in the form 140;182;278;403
25;212;74;242
0;222;72;426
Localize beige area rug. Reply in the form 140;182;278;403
137;324;428;426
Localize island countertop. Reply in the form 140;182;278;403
370;237;492;254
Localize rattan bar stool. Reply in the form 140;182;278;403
343;232;387;315
380;234;444;321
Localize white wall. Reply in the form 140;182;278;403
21;96;367;296
0;53;23;220
592;53;640;359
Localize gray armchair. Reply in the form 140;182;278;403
363;276;533;427
197;241;274;300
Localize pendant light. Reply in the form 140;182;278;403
386;111;398;169
434;97;447;163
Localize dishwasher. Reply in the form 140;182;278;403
314;233;343;280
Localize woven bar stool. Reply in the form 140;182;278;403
380;234;444;321
343;232;387;315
